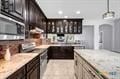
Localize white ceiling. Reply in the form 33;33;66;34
36;0;120;20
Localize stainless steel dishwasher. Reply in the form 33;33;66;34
40;49;48;79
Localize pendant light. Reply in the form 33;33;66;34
103;0;115;19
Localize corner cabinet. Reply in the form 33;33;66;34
74;52;104;79
47;19;83;34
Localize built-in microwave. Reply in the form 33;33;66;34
0;16;25;40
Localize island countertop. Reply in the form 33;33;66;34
74;49;120;79
35;44;84;47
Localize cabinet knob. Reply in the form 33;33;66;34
75;60;77;66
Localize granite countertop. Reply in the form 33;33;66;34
74;49;120;79
0;44;83;79
35;45;50;49
0;53;39;79
0;45;49;79
38;44;84;47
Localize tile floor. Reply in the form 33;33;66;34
42;60;75;79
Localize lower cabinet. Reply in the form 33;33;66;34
7;55;40;79
7;66;26;79
27;63;40;79
48;46;74;59
83;67;93;79
74;52;104;79
74;53;83;79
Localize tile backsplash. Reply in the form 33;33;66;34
47;34;83;43
0;44;19;59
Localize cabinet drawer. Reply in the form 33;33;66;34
74;52;83;64
7;66;25;79
83;61;103;79
27;56;39;72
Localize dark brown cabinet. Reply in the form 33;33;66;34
47;19;83;34
7;55;40;79
1;0;25;22
28;0;47;31
48;46;74;59
26;56;40;79
7;66;26;79
27;63;39;79
9;0;24;19
29;0;36;26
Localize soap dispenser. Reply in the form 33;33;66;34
4;45;11;61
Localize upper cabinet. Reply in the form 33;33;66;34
47;19;83;34
1;0;25;22
29;1;36;26
28;0;47;31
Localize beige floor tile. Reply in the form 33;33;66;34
42;60;75;79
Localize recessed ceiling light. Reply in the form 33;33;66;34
64;16;68;18
58;11;63;15
76;11;80;14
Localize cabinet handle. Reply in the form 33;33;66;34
75;60;77;66
75;74;78;79
88;69;96;77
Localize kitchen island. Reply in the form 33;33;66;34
74;49;120;79
39;44;84;59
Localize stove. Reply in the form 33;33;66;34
20;42;45;53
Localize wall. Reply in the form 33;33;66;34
0;44;20;59
74;25;94;49
99;24;113;51
112;18;120;52
83;19;114;49
47;25;94;49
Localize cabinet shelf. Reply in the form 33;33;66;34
47;19;83;34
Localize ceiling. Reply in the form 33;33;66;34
36;0;120;20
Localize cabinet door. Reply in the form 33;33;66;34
73;21;77;33
74;53;83;79
50;47;74;59
47;21;52;33
29;1;36;25
7;66;25;79
77;21;82;34
83;67;93;79
9;0;24;19
14;0;24;16
27;63;40;79
74;56;80;79
78;63;83;79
